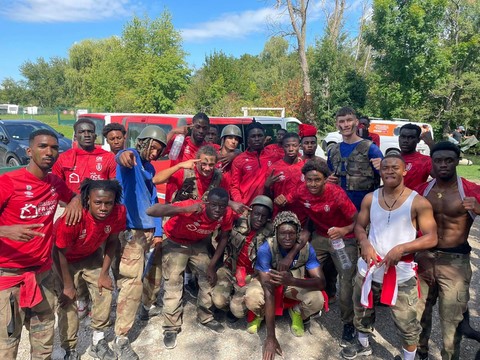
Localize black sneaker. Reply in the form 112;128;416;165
201;319;225;333
340;323;356;347
138;304;162;321
184;279;199;299
417;351;429;360
341;340;372;359
163;331;178;349
89;339;117;360
64;349;79;360
113;336;139;360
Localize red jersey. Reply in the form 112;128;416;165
0;168;74;269
264;143;284;163
55;205;126;262
237;231;256;274
165;167;229;203
52;147;116;193
402;152;432;189
163;199;234;244
268;158;305;216
287;182;357;239
230;149;278;205
166;136;207;166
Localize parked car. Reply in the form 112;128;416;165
0;119;72;167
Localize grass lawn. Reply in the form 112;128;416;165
0;113;74;139
457;154;480;181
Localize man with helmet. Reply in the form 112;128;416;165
113;125;167;360
245;211;325;359
216;125;242;187
212;195;274;322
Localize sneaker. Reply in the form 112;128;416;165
341;340;372;359
340;323;356;347
113;336;139;360
163;331;178;349
201;319;225;333
64;349;79;360
247;316;263;334
184;279;199;299
138;304;162;321
89;339;117;360
226;310;239;324
288;308;304;337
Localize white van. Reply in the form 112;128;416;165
321;119;433;155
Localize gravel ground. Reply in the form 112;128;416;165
16;219;480;360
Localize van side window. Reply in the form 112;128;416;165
262;124;282;145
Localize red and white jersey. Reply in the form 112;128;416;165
402;151;432;189
0;168;74;269
52;147;116;193
165;136;207;166
55;205;126;262
288;182;357;239
163;199;234;244
264;143;284;164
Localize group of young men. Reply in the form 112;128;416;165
0;107;478;360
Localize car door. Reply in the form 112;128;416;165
0;125;8;167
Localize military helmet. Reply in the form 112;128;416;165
250;195;273;213
137;125;167;146
221;125;242;140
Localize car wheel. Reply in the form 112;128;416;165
7;156;20;167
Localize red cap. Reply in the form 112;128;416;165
299;123;317;138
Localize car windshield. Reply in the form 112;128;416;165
4;123;57;140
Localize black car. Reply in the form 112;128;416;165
0;119;72;167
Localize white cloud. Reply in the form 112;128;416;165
1;0;137;22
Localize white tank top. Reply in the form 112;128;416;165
357;189;418;283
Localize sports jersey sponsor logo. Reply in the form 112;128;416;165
278;172;285;181
304;200;311;209
245;165;253;171
24;191;34;198
20;204;38;219
267;161;272;166
104;225;111;234
20;200;57;219
26;185;32;190
90;173;103;180
324;204;330;212
69;173;80;184
96;163;103;171
96;156;103;162
406;163;412;171
184;146;191;154
79;229;87;239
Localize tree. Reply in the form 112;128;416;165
0;78;31;105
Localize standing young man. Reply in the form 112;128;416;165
299;123;323;162
52;119;117;194
415;141;480;360
327;107;383;210
102;123;126;155
231;121;278;206
264;128;287;163
342;154;437;360
0;129;81;359
55;179;126;360
286;159;358;347
114;125;167;360
398;123;433;189
216;125;242;187
146;188;234;349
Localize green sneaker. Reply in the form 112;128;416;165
289;308;304;337
246;316;263;334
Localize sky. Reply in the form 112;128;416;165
0;0;367;82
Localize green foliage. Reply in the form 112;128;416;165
0;78;30;104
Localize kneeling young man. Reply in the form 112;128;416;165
245;211;325;360
146;188;234;349
342;155;437;360
55;179;126;360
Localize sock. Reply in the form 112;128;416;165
403;348;416;360
92;330;104;346
358;332;369;347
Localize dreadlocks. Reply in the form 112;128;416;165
136;138;155;161
80;179;123;209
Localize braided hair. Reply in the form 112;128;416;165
80;179;123;209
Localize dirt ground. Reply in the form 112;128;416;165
16;220;480;360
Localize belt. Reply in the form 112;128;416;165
428;250;470;259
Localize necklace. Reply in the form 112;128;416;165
382;187;406;225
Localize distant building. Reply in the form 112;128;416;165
0;104;19;115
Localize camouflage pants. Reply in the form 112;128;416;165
245;278;324;320
352;274;421;347
162;239;214;332
56;249;112;351
114;228;154;336
416;250;471;360
0;269;56;360
142;244;162;308
311;232;358;324
212;267;249;318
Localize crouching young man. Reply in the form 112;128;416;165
245;211;325;360
55;179;126;360
146;188;234;349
